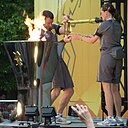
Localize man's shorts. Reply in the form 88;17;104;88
52;58;74;90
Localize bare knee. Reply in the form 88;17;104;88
111;84;119;94
64;88;74;97
69;88;74;96
52;88;61;98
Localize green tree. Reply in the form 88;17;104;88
0;0;34;96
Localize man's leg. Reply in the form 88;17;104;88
57;87;74;114
51;87;74;124
51;87;61;104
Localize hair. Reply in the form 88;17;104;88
101;3;121;21
41;10;54;19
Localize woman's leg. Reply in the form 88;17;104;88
102;82;114;116
111;83;122;117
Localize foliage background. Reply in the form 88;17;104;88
0;0;34;98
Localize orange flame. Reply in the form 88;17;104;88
24;15;47;41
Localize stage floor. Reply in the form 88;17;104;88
60;116;128;128
0;116;127;128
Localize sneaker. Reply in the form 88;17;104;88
115;116;124;126
51;116;56;124
56;113;71;124
97;116;117;126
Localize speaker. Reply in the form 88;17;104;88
25;105;39;117
42;106;56;117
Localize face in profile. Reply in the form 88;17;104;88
100;8;111;21
43;17;53;30
100;9;106;21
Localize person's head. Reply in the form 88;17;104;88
40;10;54;30
100;3;120;21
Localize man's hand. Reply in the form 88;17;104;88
63;14;70;23
63;35;72;43
59;14;71;35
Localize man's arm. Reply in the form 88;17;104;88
59;14;70;35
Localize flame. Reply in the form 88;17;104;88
33;80;37;87
25;15;47;41
34;45;38;63
17;102;22;116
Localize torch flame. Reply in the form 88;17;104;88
34;45;38;63
25;15;47;41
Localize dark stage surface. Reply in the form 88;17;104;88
0;117;127;128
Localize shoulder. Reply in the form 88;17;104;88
51;24;61;35
99;20;112;28
97;20;113;32
51;24;60;30
112;20;121;27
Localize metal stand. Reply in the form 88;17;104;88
3;41;65;122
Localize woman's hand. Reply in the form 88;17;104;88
71;34;82;40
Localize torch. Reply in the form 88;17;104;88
63;17;102;36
